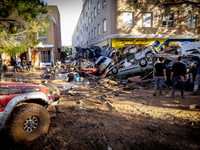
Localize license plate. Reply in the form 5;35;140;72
87;71;92;73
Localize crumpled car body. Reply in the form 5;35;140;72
162;42;200;60
179;41;200;59
95;56;115;75
108;56;154;78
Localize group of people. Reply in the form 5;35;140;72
11;57;32;72
153;56;200;98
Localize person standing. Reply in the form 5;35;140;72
17;57;21;67
12;57;17;72
170;56;187;99
190;61;200;95
153;57;166;96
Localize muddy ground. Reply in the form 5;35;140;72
1;71;200;150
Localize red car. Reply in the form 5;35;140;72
0;82;59;143
81;68;97;75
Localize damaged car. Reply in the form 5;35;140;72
108;53;154;78
0;82;60;143
95;45;117;75
161;42;200;59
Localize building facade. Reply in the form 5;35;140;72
32;5;62;68
72;0;200;55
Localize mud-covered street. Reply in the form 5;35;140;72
1;71;200;150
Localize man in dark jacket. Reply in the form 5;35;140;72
11;57;17;72
153;57;166;96
170;56;187;99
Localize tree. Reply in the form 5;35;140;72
0;0;50;57
61;45;72;58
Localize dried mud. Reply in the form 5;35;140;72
1;83;200;150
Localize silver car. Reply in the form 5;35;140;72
108;54;154;77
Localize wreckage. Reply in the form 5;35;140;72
37;42;200;92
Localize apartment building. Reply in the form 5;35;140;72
72;0;200;55
30;5;62;68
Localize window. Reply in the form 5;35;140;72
163;14;174;28
88;1;90;9
38;31;47;42
98;24;100;35
84;24;86;32
86;12;87;17
91;0;93;4
97;2;100;13
123;12;134;27
91;12;93;22
142;13;152;27
94;7;97;18
41;50;50;63
103;19;106;32
91;30;93;39
89;32;91;41
188;14;196;28
94;27;97;38
88;17;90;26
103;0;106;7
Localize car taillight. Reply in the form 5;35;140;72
45;89;51;96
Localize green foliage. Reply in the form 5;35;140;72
0;0;50;56
60;51;67;59
0;42;29;57
62;45;72;56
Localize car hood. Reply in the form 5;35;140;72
0;82;41;87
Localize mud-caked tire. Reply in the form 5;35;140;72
8;103;50;143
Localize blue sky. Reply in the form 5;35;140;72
45;0;82;46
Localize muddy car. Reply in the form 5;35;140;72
108;54;154;77
162;42;200;60
179;42;200;58
95;46;117;75
0;82;59;143
95;56;115;75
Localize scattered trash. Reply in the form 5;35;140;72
68;91;90;94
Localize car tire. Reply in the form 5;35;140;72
98;63;106;75
145;52;152;58
112;67;118;74
139;58;147;67
8;103;50;143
